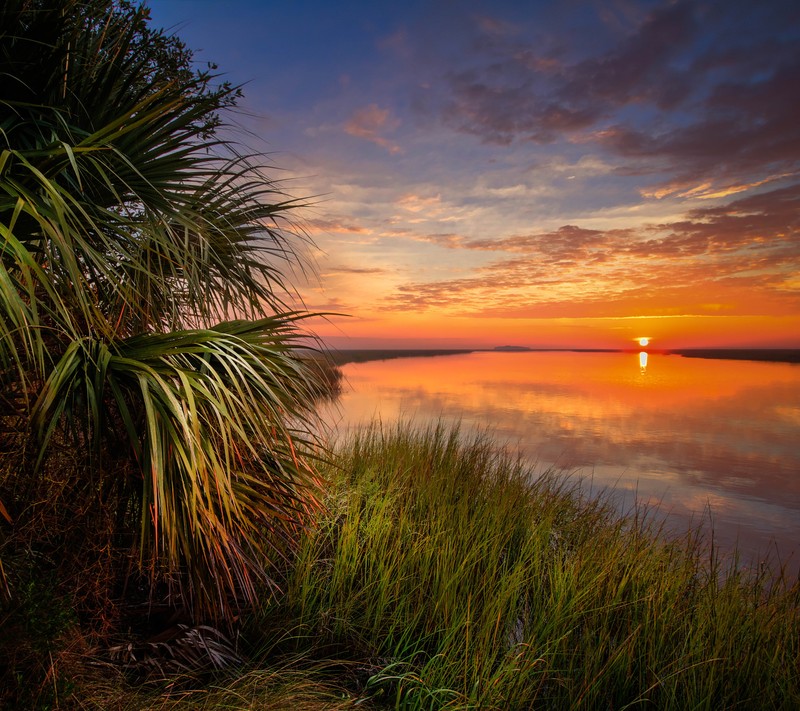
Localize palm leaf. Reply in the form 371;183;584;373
1;1;329;624
30;315;326;617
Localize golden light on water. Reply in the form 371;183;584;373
638;337;650;347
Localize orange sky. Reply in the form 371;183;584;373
302;187;800;349
151;1;800;350
308;313;800;351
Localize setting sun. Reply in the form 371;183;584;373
638;337;650;347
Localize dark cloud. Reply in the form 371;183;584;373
600;57;800;188
434;0;800;188
559;1;697;108
440;2;697;144
659;183;800;255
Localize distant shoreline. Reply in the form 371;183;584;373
329;347;800;365
666;349;800;364
327;349;475;365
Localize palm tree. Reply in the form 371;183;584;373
0;0;326;621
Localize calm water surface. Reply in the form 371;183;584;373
324;351;800;575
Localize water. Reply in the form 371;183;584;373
323;351;800;576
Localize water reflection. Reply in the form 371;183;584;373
325;352;800;576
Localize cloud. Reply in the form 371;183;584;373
344;104;402;154
395;193;443;213
322;265;388;276
416;232;465;248
431;0;799;192
640;173;797;200
382;183;800;318
596;50;800;184
473;14;518;38
306;217;368;235
563;1;696;107
440;2;697;144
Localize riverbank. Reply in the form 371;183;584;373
30;424;799;709
328;349;475;365
330;347;800;366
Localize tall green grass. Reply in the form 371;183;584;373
251;422;799;710
16;423;798;709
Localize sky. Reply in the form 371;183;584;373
147;0;800;350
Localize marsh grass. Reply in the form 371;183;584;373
8;423;799;709
250;422;799;710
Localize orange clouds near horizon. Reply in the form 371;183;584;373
302;181;800;350
308;312;800;351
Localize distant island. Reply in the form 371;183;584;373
493;345;533;352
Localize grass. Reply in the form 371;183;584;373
5;422;799;709
246;422;798;710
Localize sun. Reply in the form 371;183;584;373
637;337;650;347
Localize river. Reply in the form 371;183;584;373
322;350;800;577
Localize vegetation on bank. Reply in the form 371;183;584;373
8;424;796;709
330;348;800;367
328;350;476;366
668;349;800;364
255;424;799;710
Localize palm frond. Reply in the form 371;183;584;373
1;0;328;629
31;315;326;617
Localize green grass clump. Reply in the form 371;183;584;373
251;422;799;710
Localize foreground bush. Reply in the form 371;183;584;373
1;2;327;704
250;423;799;710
